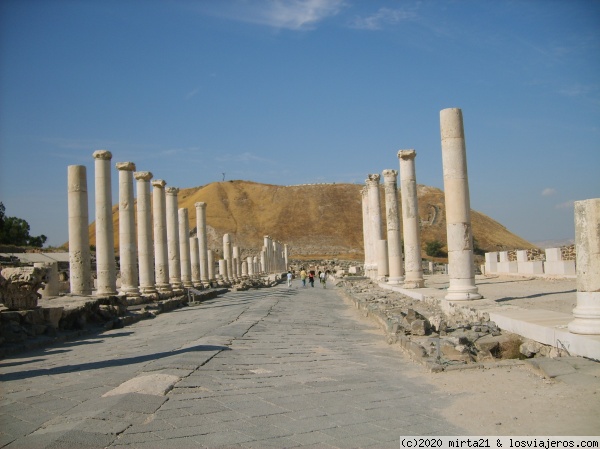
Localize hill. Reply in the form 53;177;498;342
88;180;535;261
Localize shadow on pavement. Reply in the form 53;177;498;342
0;344;230;382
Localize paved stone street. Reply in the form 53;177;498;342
1;283;466;448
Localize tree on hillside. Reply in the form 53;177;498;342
425;240;447;258
0;202;47;247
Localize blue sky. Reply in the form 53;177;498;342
1;0;599;248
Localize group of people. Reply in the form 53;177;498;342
286;268;330;289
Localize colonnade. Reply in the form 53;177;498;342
68;150;289;298
361;107;478;300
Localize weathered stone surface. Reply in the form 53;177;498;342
0;266;48;310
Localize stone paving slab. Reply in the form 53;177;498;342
0;285;488;448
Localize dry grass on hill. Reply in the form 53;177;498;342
88;180;534;261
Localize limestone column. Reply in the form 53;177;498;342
134;171;156;296
116;162;139;297
223;234;233;282
93;150;117;296
382;169;404;284
241;261;248;278
233;246;240;280
366;174;383;280
68;165;92;295
195;202;210;287
207;250;215;284
398;150;425;288
361;187;371;277
377;240;389;280
440;108;481;300
165;187;183;292
190;237;201;287
253;256;259;275
260;250;266;275
218;259;227;283
247;256;254;277
35;262;59;298
569;199;600;334
152;179;171;294
284;244;289;271
179;208;193;288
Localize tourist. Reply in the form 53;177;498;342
319;271;326;289
300;268;307;287
286;271;292;287
308;271;315;287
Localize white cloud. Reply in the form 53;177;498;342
349;7;416;30
555;200;575;209
206;0;344;30
185;87;200;100
541;188;556;196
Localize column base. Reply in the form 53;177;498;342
569;292;600;335
156;283;172;294
403;279;425;289
387;276;405;285
120;287;141;298
95;289;118;297
444;278;481;300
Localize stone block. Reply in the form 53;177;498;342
545;248;562;262
518;261;544;275
544;260;576;276
497;261;518;273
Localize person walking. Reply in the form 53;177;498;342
300;268;307;288
319;271;327;289
287;271;293;287
308;271;315;288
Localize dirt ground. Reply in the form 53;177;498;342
338;277;600;436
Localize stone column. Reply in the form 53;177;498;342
440;108;481;300
165;187;183;292
377;240;389;280
152;179;171;294
382;169;404;284
116;162;139;297
93;150;117;296
361;187;371;277
284;244;289;271
241;261;248;278
134;171;156;296
35;261;59;298
179;208;193;288
260;250;266;275
68;165;92;295
233;246;240;280
366;174;383;280
398;150;425;288
190;237;201;287
223;234;232;282
569;199;600;334
207;250;215;285
247;256;254;277
195;202;210;287
218;259;227;283
253;256;259;275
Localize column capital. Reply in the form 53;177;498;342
93;149;112;160
195;202;206;209
382;169;398;182
398;149;416;161
134;171;153;181
152;179;166;188
365;174;380;186
116;161;136;171
360;186;368;197
165;186;179;195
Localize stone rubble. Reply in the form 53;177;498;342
337;278;568;371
